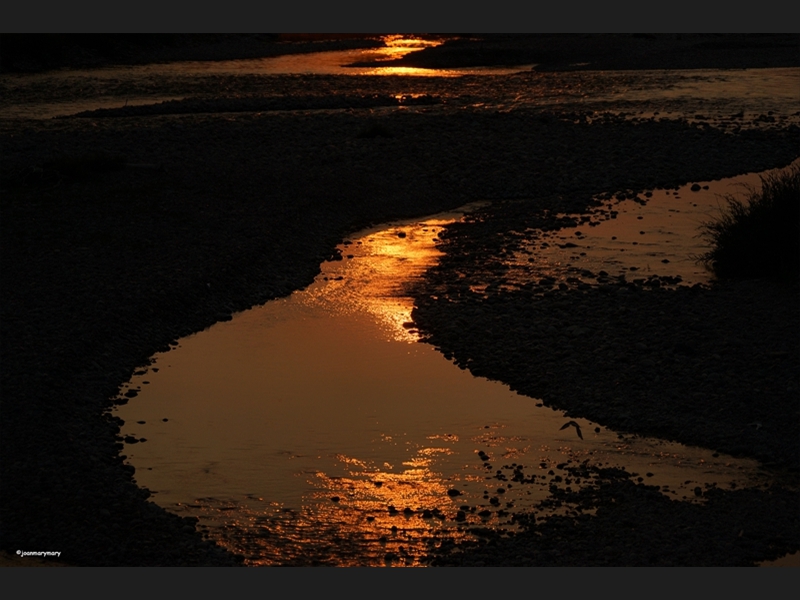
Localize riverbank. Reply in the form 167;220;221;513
2;90;798;564
412;187;799;470
411;202;799;566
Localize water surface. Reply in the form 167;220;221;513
117;192;776;565
499;165;800;291
1;34;796;124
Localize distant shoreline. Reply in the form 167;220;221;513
0;34;385;74
3;33;798;75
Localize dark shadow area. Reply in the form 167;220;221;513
64;94;440;120
700;164;799;284
427;466;799;566
0;33;383;73
350;33;800;71
413;275;799;469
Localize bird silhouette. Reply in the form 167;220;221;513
559;420;583;440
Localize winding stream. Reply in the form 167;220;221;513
116;171;785;566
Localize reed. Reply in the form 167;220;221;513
699;164;799;284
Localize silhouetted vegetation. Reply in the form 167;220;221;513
700;164;800;284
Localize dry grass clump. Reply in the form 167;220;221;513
700;163;799;284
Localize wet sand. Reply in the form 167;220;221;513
1;51;798;565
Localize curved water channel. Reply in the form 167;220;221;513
115;168;792;566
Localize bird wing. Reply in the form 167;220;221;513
559;421;583;439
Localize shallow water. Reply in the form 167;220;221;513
117;184;781;565
499;163;800;292
1;33;797;125
0;35;529;121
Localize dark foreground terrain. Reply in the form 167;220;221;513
412;188;799;566
1;39;798;566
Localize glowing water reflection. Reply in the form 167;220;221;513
118;202;772;566
254;34;532;77
302;212;479;343
494;161;800;294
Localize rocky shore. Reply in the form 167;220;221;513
411;196;799;566
2;60;798;565
412;194;799;470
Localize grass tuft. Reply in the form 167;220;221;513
699;163;799;284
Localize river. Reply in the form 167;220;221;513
8;36;793;565
116;169;790;565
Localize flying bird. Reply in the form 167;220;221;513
559;420;583;440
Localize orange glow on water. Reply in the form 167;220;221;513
184;445;480;566
354;35;535;76
117;198;775;566
303;203;487;343
482;162;800;296
379;35;442;57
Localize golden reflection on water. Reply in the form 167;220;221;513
383;35;441;54
118;200;776;566
343;34;534;77
173;424;772;566
493;163;800;295
347;35;455;78
182;446;482;566
303;206;486;342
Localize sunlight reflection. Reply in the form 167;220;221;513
344;35;533;77
303;203;486;342
354;36;459;77
365;66;457;77
380;35;442;57
180;445;482;566
469;166;800;298
118;196;776;566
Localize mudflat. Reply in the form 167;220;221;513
1;38;798;566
